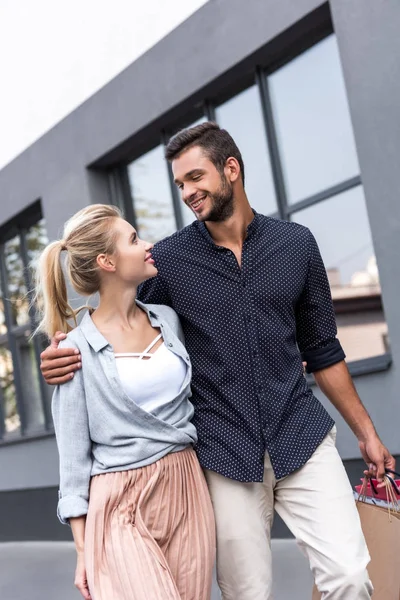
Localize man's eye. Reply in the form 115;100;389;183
193;175;201;181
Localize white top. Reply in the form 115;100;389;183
114;333;188;413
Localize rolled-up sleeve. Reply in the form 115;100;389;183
295;229;345;373
52;340;92;525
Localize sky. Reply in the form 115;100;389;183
0;0;208;170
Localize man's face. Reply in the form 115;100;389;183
172;145;234;222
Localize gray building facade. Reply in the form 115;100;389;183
0;0;399;541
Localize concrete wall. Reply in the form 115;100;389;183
1;0;400;538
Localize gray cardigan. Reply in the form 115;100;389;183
52;301;197;524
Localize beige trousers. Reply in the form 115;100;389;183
204;427;373;600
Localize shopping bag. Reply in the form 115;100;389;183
354;471;400;501
312;477;400;600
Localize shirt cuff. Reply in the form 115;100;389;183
57;493;89;525
302;339;346;373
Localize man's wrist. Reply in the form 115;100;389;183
356;426;379;444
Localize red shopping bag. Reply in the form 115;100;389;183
355;473;400;501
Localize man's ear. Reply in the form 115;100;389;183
225;157;241;183
97;254;116;273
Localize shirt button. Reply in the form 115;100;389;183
168;343;173;347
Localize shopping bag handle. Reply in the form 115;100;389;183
362;470;399;497
369;477;378;496
385;468;400;478
384;472;400;496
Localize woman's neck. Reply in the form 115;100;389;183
92;283;139;330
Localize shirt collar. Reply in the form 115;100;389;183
79;299;159;352
197;209;260;247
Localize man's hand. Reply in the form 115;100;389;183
359;435;396;485
40;331;81;385
313;361;395;484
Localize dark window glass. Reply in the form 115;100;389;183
17;334;45;431
128;145;177;243
0;345;19;433
0;215;49;438
216;85;277;215
4;235;29;326
26;218;48;278
269;35;360;204
0;280;6;337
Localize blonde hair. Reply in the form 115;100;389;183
35;204;122;338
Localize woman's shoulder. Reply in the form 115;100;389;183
58;326;87;352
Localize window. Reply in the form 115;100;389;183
127;145;177;243
0;213;51;438
268;35;360;204
118;33;389;366
266;34;389;363
216;85;277;215
292;188;388;362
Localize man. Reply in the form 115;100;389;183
41;122;394;599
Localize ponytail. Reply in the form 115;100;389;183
35;240;83;338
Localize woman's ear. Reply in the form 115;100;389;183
97;253;116;273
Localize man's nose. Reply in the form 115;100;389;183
182;184;197;204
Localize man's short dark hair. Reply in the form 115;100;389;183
165;121;245;185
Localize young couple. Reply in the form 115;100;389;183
39;122;395;600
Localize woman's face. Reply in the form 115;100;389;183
101;218;157;285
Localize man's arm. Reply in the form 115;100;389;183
313;361;395;482
296;229;395;482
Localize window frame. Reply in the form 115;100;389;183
0;203;52;442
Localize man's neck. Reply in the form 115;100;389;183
205;197;254;248
204;195;254;267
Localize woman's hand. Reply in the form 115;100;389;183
74;552;92;600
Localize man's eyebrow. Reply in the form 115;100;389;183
174;169;205;184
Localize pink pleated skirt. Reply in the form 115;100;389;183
84;447;216;600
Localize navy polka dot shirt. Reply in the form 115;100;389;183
138;213;343;482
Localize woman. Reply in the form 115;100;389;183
35;204;215;600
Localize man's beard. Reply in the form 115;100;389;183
196;177;235;223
